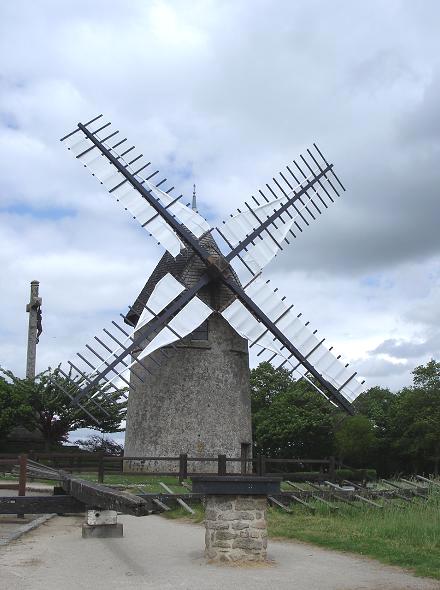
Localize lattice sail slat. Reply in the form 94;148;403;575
217;144;344;276
61;117;211;256
222;278;365;403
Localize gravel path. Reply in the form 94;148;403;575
0;514;438;590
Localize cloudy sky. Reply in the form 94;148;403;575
1;0;439;442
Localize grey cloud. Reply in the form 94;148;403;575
354;356;410;379
370;333;440;360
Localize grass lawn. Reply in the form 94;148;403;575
268;493;440;580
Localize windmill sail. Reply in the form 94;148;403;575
217;144;344;276
136;296;212;362
82;273;187;382
222;278;365;406
103;295;213;387
61;116;210;256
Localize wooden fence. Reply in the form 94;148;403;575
0;452;336;484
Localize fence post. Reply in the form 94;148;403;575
256;455;266;476
98;453;105;483
18;454;28;519
179;453;188;482
217;454;227;476
329;456;336;482
240;443;250;475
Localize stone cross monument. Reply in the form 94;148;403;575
25;280;42;379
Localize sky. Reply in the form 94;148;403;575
1;1;439;443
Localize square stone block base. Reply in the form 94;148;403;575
82;523;124;538
204;495;268;563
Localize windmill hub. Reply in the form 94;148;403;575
206;253;232;279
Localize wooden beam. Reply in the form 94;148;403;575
0;495;84;514
268;495;291;512
416;475;440;488
381;480;412;502
152;498;170;512
353;494;383;508
159;482;195;515
286;492;316;513
60;472;154;516
308;481;359;508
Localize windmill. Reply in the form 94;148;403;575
56;114;366;470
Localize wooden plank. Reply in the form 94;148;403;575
286;481;337;511
354;494;383;508
285;480;304;492
343;479;364;490
399;478;419;488
381;478;426;500
286;493;316;513
134;485;170;512
308;481;359;508
159;482;195;515
152;498;170;511
0;495;84;514
60;472;154;516
381;480;412;502
399;478;428;498
268;495;292;512
416;475;440;488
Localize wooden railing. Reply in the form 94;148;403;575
0;452;336;484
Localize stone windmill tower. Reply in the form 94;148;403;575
56;115;367;477
123;191;252;472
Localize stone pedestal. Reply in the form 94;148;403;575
82;509;123;539
204;495;267;562
192;475;280;563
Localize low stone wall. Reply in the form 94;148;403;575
204;495;267;562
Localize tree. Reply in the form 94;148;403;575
250;362;337;458
389;360;440;474
354;386;397;474
0;367;127;451
334;415;377;466
75;434;124;456
354;386;395;435
0;374;34;444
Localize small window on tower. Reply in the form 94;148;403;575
190;320;209;341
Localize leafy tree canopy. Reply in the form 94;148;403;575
0;367;127;450
0;374;35;441
75;434;124;456
250;362;337;458
335;415;377;465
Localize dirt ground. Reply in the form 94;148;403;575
0;514;438;590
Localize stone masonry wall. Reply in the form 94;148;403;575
204;495;268;562
124;314;252;473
